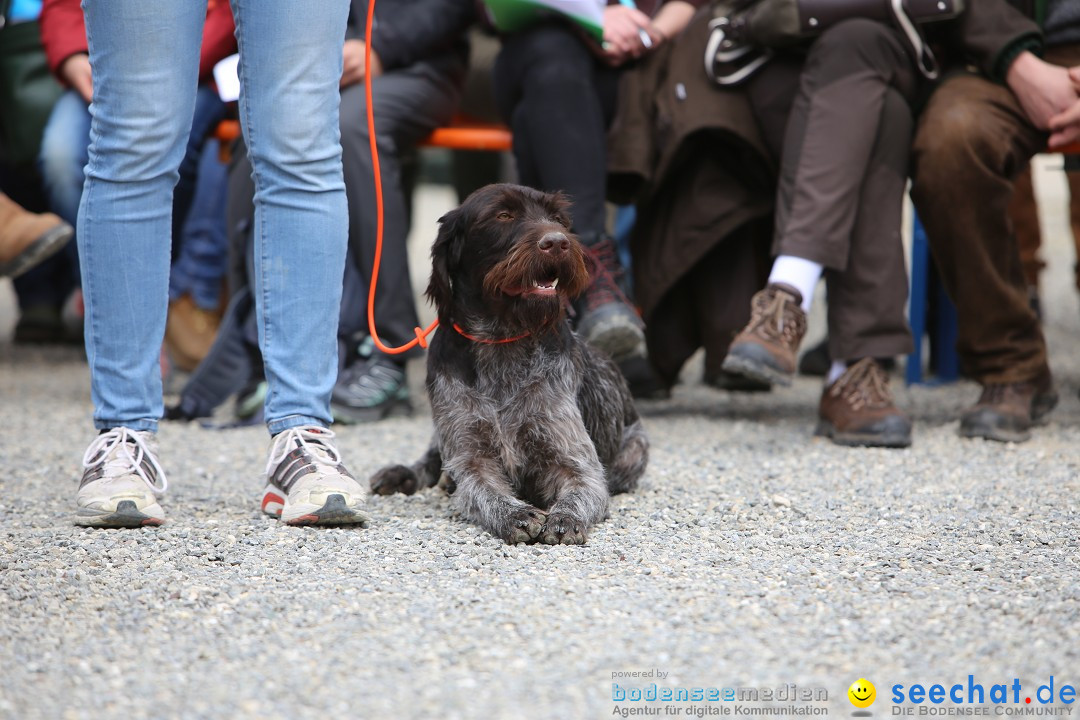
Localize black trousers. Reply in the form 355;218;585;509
493;23;619;239
747;19;920;362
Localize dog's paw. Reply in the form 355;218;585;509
370;465;420;496
504;507;547;544
540;512;588;545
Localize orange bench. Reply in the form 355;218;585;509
213;115;512;156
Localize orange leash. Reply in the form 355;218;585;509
363;0;439;353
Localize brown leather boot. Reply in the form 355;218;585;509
816;358;912;448
721;283;807;386
960;370;1058;443
0;193;73;279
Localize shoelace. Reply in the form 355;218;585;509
829;358;892;411
581;240;633;313
264;426;342;478
82;427;169;494
747;288;803;343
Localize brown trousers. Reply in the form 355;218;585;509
910;45;1080;385
747;19;919;362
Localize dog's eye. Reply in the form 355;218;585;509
496;211;513;221
555;215;570;228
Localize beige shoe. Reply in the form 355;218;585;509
816;358;912;448
721;283;807;386
0;192;73;278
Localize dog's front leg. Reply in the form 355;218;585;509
448;455;548;544
540;469;608;545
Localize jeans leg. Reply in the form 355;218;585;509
230;0;351;435
39;90;91;228
79;0;205;431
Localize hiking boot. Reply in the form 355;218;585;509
721;284;807;386
573;235;644;361
261;426;370;525
815;358;912;448
960;371;1058;443
331;335;411;423
165;293;223;372
76;428;168;527
0;192;73;279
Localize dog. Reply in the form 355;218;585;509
370;183;649;544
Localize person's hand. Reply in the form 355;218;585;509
602;5;662;66
1048;70;1080;148
1006;51;1079;131
60;53;93;103
341;39;383;88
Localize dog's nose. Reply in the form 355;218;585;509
538;233;571;255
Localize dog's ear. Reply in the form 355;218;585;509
426;206;466;319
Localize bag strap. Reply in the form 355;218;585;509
890;0;940;79
705;15;773;86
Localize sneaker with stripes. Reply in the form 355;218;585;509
76;427;168;527
260;426;370;526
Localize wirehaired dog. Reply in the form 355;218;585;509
370;183;648;544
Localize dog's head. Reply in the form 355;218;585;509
427;183;589;334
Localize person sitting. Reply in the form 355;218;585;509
909;0;1080;443
719;17;922;448
489;0;701;385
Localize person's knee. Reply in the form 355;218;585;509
911;96;992;190
812;18;898;62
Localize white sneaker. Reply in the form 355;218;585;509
76;428;168;527
260;426;370;526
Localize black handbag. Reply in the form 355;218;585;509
705;0;965;85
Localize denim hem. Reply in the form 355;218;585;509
93;419;158;433
267;415;330;436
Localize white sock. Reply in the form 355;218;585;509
826;360;847;385
768;255;823;313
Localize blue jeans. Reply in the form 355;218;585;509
79;0;350;435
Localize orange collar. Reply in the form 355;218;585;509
452;323;531;345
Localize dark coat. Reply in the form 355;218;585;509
607;5;776;387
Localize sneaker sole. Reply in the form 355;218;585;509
75;499;165;528
721;353;794;388
0;223;73;279
331;397;413;425
262;489;370;526
815;420;912;448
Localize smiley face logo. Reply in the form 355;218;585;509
848;679;876;708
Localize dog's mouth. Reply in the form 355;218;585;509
503;274;561;298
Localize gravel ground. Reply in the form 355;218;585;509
2;171;1080;720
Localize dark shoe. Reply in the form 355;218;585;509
573;236;644;361
798;337;831;377
617;353;671;400
705;369;772;393
721;284;807;387
960;372;1057;443
816;358;912;448
14;304;64;344
331;336;411;423
0;193;73;279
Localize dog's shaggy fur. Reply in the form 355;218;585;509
370;183;649;544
